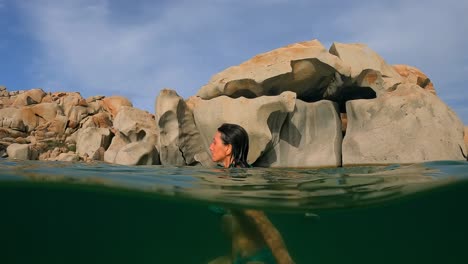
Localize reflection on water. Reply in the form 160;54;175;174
0;159;465;212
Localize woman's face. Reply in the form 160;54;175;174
209;131;231;164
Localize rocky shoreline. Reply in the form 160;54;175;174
1;39;466;167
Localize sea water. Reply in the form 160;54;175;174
1;159;467;264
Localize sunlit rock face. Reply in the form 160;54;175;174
342;84;466;165
0;85;165;165
329;42;402;79
393;64;436;95
196;40;351;102
11;88;46;107
102;96;133;117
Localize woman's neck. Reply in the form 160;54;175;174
223;156;234;168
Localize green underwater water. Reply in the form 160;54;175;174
1;160;467;264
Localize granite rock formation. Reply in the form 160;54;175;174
1;39;465;167
342;84;465;165
0;88;160;165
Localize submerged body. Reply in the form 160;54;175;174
209;123;294;264
1;159;468;263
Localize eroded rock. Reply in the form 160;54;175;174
113;106;157;142
192;91;296;163
254;100;342;167
76;127;113;160
342;84;466;165
155;89;209;166
104;132;130;164
329;42;401;79
197;39;351;101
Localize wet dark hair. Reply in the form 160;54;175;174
217;123;250;168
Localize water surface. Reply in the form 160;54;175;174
1;160;467;263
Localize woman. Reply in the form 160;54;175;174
209;123;294;264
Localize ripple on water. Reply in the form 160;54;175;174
0;159;467;212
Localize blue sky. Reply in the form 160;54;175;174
1;0;467;124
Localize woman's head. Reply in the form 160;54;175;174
209;123;249;168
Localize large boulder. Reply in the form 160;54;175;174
342;84;466;165
197;39;350;101
20;108;40;132
85;95;105;115
7;143;32;160
48;115;69;135
80;112;113;129
0;107;42;134
105;129;160;166
29;102;62;123
155;89;208;166
254;100;342;167
11;88;46;107
76;127;113;160
192;91;296;164
54;92;85;116
113;141;159;166
92;112;113;128
104;106;160;165
102;96;133;117
329;42;402;95
0;108;26;131
103;132;130;164
113;106;157;142
67;106;88;129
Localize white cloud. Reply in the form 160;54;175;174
331;0;468;122
333;1;467;70
19;0;228;110
17;0;468;122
